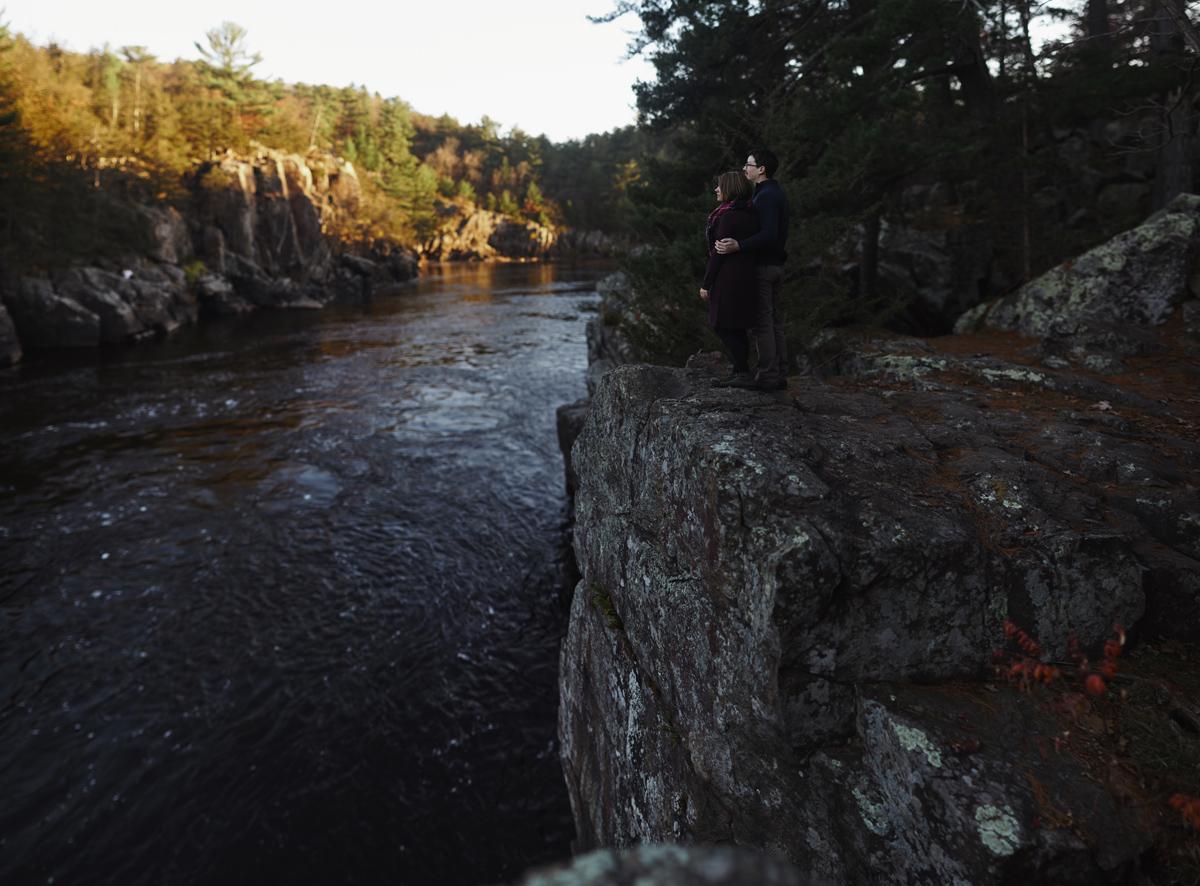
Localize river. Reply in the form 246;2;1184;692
0;262;608;885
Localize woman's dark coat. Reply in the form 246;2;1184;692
702;204;760;329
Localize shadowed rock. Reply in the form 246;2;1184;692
53;269;146;342
2;277;100;347
951;192;1200;375
558;357;1193;883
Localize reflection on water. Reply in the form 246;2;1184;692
0;262;610;886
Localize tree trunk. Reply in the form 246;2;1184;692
859;210;881;300
133;67;141;136
1017;0;1036;77
1152;88;1195;209
952;16;995;114
1160;0;1200;55
1022;104;1032;281
1151;0;1195;209
1086;0;1110;48
998;0;1007;78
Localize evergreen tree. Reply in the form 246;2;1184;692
596;0;1199;359
0;19;34;265
193;22;273;147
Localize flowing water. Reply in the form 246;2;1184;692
0;262;609;886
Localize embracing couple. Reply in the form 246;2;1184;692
700;149;791;392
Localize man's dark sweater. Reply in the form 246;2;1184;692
738;178;790;266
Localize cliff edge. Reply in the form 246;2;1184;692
557;202;1200;883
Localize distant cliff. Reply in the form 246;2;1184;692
423;202;634;262
0;146;423;364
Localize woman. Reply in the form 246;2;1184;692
700;171;760;386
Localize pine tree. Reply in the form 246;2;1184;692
193;22;273;148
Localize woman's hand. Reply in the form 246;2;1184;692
699;288;709;301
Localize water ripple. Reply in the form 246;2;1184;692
0;262;606;886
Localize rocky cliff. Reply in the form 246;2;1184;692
423;202;632;263
556;201;1200;883
0;146;420;365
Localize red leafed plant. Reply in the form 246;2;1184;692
1065;624;1126;696
994;621;1125;695
1169;794;1200;830
993;621;1061;691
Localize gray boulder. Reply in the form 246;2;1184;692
125;279;189;333
2;277;99;347
490;217;556;258
978;192;1200;337
54;269;146;342
202;225;228;275
335;250;418;297
78;268;194;334
193;275;253;314
340;253;380;278
0;303;22;364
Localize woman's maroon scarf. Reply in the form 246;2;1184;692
705;199;752;255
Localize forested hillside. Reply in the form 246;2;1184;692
607;0;1200;360
0;21;654;270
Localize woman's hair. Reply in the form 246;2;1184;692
716;171;753;202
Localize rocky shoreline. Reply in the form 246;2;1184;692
549;198;1200;883
0;146;628;367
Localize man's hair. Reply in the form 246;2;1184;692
717;170;753;203
746;148;779;179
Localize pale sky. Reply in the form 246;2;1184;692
7;0;655;143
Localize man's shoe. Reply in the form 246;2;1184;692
727;376;787;392
712;372;753;388
726;376;766;390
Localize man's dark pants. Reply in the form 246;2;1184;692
752;264;787;384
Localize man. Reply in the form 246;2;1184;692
715;149;790;392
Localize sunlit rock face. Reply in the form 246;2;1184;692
0;148;421;360
421;205;558;261
189;149;338;283
557;357;1194;883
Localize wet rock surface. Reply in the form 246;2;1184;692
558;309;1200;882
